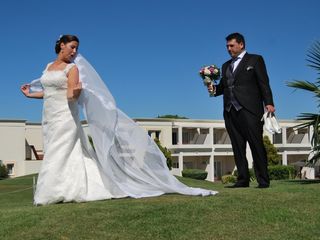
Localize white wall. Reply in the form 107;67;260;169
25;124;43;150
0;121;26;177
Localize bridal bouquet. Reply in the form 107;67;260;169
199;64;220;96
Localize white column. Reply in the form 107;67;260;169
208;152;215;182
178;126;183;146
308;126;313;146
151;132;155;140
282;127;287;145
178;152;184;176
282;150;288;165
209;127;214;146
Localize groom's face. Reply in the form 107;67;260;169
226;39;244;58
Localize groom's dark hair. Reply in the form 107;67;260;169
226;33;245;48
55;35;79;54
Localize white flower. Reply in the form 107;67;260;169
203;68;211;75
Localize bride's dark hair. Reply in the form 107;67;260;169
55;35;79;54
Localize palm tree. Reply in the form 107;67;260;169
287;41;320;163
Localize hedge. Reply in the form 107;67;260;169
182;169;208;180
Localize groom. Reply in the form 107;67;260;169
208;33;275;188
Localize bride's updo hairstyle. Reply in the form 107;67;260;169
55;35;79;54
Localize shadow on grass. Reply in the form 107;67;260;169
285;179;320;184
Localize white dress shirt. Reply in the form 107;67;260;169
232;50;246;72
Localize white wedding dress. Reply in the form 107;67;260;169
33;56;217;205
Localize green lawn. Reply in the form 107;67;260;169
0;175;319;240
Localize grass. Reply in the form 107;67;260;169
0;175;320;240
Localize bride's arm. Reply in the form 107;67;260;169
67;66;82;101
20;84;44;99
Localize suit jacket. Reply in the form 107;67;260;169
215;53;274;117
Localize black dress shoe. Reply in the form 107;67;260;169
225;183;249;188
256;184;269;189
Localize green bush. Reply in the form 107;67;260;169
154;138;172;170
0;164;8;180
268;165;296;180
263;135;281;165
233;168;256;182
233;166;296;181
182;169;208;180
221;174;237;184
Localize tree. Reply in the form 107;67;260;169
263;135;281;165
154;138;172;170
287;41;320;164
0;163;8;179
157;114;188;119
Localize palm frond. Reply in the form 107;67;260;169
296;112;320;120
286;80;319;92
308;151;320;163
287;40;320;164
307;41;320;71
295;113;320;154
307;62;320;71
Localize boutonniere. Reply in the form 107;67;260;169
246;66;254;71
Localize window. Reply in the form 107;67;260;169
7;163;14;176
25;140;32;160
214;161;222;179
148;130;161;140
172;161;179;168
172;132;178;145
273;132;282;144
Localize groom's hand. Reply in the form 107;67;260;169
207;84;215;94
265;105;275;113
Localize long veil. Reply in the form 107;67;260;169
32;54;217;198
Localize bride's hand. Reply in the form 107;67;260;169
73;82;82;99
21;84;30;97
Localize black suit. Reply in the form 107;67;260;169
215;52;274;186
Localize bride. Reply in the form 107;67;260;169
20;35;217;205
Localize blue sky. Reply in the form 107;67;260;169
1;0;319;122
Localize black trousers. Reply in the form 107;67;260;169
224;107;270;186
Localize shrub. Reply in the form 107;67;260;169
154;138;172;170
268;165;296;180
182;169;208;180
0;164;8;179
221;174;237;184
233;168;256;182
88;135;95;151
263;135;281;165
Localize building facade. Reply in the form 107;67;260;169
0;118;312;181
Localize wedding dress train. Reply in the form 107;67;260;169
33;55;217;205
